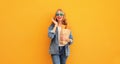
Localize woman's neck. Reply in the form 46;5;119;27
58;21;62;26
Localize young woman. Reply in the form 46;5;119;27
48;9;73;64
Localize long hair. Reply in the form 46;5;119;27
53;9;68;29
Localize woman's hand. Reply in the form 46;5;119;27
60;36;70;42
52;18;58;26
65;38;70;42
50;18;58;33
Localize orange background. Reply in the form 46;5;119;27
0;0;120;64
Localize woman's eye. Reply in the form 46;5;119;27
56;14;59;16
60;14;63;16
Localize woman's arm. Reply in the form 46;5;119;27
67;32;73;45
51;25;57;33
48;18;58;39
48;24;56;39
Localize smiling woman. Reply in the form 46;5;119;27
0;0;120;64
48;9;73;64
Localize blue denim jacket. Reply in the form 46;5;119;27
48;23;73;56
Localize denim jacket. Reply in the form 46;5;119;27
48;23;73;56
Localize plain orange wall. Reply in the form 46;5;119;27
0;0;120;64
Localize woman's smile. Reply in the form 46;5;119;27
57;16;62;19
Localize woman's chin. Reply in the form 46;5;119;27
57;19;62;21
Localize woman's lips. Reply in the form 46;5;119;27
57;17;62;19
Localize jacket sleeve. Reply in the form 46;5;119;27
68;31;73;45
48;23;56;39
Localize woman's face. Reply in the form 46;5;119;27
56;11;64;21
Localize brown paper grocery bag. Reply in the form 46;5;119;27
60;28;71;45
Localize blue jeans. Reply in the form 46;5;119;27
51;46;68;64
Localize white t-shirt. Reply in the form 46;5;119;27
57;26;65;46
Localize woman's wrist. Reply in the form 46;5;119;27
54;24;58;27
